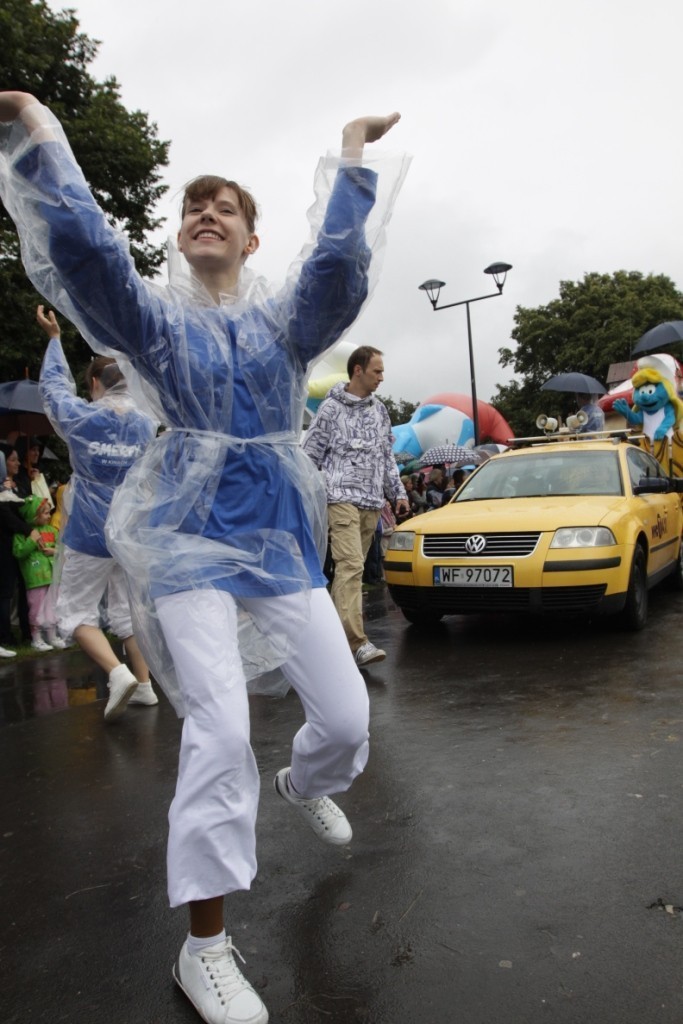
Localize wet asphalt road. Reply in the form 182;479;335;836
2;585;683;1024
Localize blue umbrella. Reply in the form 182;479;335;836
0;379;44;413
0;379;52;435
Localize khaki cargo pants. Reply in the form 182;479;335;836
328;502;381;653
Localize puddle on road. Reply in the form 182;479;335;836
0;647;110;727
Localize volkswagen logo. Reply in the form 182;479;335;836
465;534;487;554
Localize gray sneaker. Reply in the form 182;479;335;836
354;641;386;666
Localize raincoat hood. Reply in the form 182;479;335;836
18;494;49;524
327;379;376;407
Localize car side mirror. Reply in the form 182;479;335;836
633;476;683;495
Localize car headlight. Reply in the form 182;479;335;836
388;531;416;551
550;527;616;548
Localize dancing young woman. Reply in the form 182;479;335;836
0;90;408;1024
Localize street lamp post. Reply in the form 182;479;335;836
418;262;512;445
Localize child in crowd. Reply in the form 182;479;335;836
12;495;66;651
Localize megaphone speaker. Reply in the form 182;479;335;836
536;414;558;432
566;410;589;431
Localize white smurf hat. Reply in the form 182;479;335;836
636;354;677;387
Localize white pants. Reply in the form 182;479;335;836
156;587;370;908
56;547;133;639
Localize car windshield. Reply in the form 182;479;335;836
455;450;624;501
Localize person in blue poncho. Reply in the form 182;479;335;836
0;90;408;1024
36;304;159;719
576;393;606;433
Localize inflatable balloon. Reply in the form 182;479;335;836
391;393;514;463
423;393;514;444
306;339;357;418
392;404;474;461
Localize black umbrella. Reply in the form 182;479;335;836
632;321;683;356
416;444;484;469
540;372;606;395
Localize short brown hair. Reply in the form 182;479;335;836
181;176;259;234
85;356;123;392
347;345;383;379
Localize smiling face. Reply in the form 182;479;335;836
177;185;259;276
635;380;669;413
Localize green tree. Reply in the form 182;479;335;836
492;270;683;437
380;395;418;427
0;0;169;384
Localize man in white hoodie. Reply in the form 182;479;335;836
303;346;408;666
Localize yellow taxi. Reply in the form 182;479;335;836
385;436;683;630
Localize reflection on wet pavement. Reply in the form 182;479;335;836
0;646;110;726
5;585;683;1022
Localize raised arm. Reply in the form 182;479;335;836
36;303;93;446
341;113;401;160
0;94;166;371
0;91;38;121
0;91;56;143
36;304;60;339
272;111;405;367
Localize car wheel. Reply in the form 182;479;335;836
401;608;444;627
621;546;648;631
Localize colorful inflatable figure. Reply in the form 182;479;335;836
613;355;683;476
305;340;357;421
392;404;474;463
391;393;513;464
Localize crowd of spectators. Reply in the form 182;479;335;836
2;433;475;654
361;464;471;585
0;434;70;656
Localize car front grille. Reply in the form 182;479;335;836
422;532;541;558
388;584;607;615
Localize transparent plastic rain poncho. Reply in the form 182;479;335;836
0;103;410;714
39;338;157;558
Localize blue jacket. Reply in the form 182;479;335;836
15;137;377;593
39;338;156;557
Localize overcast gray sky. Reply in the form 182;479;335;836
50;0;683;407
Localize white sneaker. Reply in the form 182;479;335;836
354;641;386;666
173;936;268;1024
47;635;67;649
31;638;53;652
274;767;352;845
128;681;159;706
104;665;138;722
0;645;16;658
